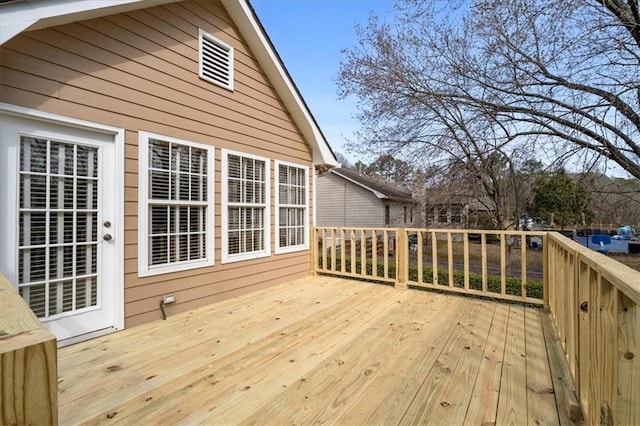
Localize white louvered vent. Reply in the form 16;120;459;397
199;29;234;90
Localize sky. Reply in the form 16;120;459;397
251;0;397;164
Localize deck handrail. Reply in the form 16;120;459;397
546;232;639;425
313;226;547;305
312;226;640;425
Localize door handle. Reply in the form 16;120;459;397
103;234;113;241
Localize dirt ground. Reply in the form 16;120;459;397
608;253;640;273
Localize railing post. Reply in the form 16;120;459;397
395;228;408;290
310;226;317;276
543;232;550;310
0;274;58;425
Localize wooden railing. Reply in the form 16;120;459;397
313;227;547;305
546;232;639;425
312;227;640;424
0;273;58;425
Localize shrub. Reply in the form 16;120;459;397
320;256;543;299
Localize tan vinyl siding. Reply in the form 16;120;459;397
0;0;315;328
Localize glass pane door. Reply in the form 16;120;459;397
18;136;100;319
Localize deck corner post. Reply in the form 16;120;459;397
395;228;408;290
543;232;550;308
0;274;58;426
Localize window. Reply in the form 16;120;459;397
222;149;270;263
138;132;214;276
438;205;448;223
199;29;234;90
451;205;463;223
275;161;308;254
425;205;435;224
384;204;390;225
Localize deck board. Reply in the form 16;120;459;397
525;307;560;425
496;305;535;425
463;302;510;425
58;276;563;425
336;293;469;425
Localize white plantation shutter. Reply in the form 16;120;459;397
139;132;214;276
18;137;99;318
222;150;269;263
199;29;234;90
148;139;208;266
276;161;308;253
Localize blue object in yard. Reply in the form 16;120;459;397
591;234;611;245
529;236;542;249
574;235;630;253
596;241;608;254
617;225;637;239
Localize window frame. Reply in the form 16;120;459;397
221;149;271;263
198;28;234;91
138;131;215;277
275;160;309;254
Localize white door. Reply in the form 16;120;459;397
0;113;119;343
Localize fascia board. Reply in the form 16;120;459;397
222;0;338;169
0;0;178;45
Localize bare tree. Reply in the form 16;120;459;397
338;0;640;184
338;25;536;228
334;151;353;168
580;174;640;226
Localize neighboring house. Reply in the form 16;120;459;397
317;167;415;228
0;0;337;344
424;196;495;228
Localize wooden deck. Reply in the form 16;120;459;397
58;276;563;425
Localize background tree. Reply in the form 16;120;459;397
363;154;414;188
531;170;593;228
334;152;353;168
580;174;640;227
513;159;545;222
338;0;640;182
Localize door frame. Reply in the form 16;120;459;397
0;102;125;344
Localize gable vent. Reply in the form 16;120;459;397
199;29;234;91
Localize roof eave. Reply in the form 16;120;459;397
332;169;414;202
0;0;180;45
332;170;398;200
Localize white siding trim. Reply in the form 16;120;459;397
274;160;309;254
312;168;318;227
138;131;215;277
221;148;271;264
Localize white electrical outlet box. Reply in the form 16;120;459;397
163;294;176;304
